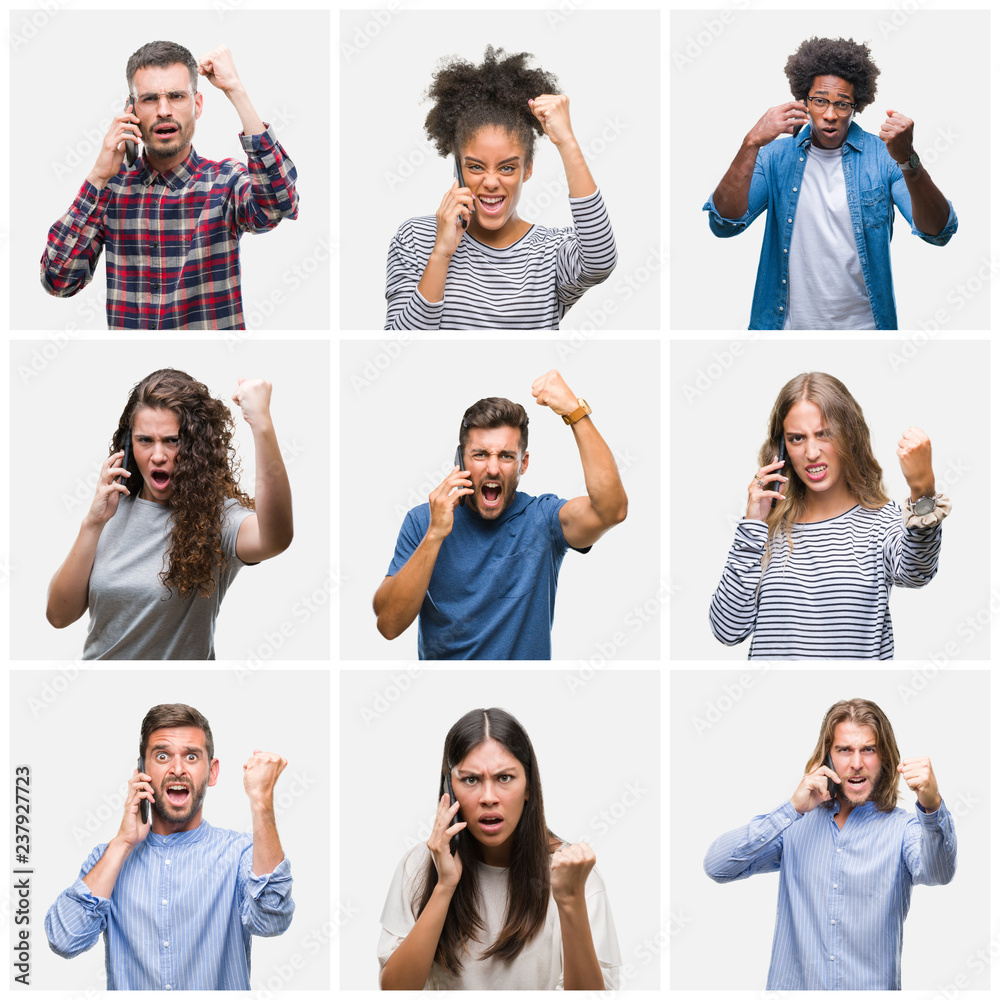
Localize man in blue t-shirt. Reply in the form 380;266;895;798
374;370;628;659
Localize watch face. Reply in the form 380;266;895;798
913;497;935;515
908;152;921;170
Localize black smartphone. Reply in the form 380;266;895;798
453;154;468;230
771;437;787;509
121;431;132;490
454;445;467;506
824;752;838;800
444;770;460;853
123;98;138;167
136;756;149;824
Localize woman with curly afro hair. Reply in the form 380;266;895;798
47;369;293;659
705;36;956;330
385;46;617;330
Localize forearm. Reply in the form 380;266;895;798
903;166;950;237
251;418;293;556
556;896;604;990
416;250;453;306
47;522;103;627
709;521;766;645
703;801;794;882
374;534;444;639
41;186;107;296
250;799;284;875
571;417;627;526
226;84;266;136
711;140;759;220
380;883;454;990
557;140;597;199
81;838;133;899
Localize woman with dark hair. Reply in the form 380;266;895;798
709;372;949;659
46;369;293;659
385;46;616;330
378;708;620;989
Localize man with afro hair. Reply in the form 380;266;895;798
704;36;956;330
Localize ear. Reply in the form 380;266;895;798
520;450;529;476
208;757;220;787
523;159;533;183
194;91;204;120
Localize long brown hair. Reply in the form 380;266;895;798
111;369;254;597
759;372;888;564
416;708;553;975
805;698;901;812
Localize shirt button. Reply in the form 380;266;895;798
799;157;805;162
151;283;160;291
783;248;788;254
831;919;836;925
793;187;798;192
163;941;169;947
787;218;792;224
833;883;838;888
830;955;835;961
778;306;783;312
162;899;167;905
165;860;171;865
166;987;172;992
760;837;766;842
836;848;842;853
782;279;787;284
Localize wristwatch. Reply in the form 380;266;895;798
899;151;921;172
562;398;592;426
910;495;936;515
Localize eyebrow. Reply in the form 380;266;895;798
833;744;877;751
463;155;521;165
149;744;204;754
811;89;852;99
456;767;517;777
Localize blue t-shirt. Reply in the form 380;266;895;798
386;492;584;660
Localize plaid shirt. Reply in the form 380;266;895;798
41;125;298;330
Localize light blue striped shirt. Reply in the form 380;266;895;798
45;821;293;990
704;798;956;989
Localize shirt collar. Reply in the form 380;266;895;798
143;818;211;847
137;146;201;190
797;120;864;154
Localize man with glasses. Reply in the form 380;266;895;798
41;41;298;329
703;37;956;330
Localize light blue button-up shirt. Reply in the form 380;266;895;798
45;821;294;990
704;797;956;989
703;122;958;330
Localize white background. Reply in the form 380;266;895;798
13;10;331;330
670;669;989;989
339;668;660;989
10;339;331;661
340;9;660;331
10;668;330;990
670;338;989;662
340;337;661;661
670;9;989;330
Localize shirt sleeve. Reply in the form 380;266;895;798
703;147;771;237
880;507;942;589
902;800;957;886
384;222;445;330
554;867;621;991
377;848;426;986
44;845;111;958
704;800;799;883
231;124;299;235
40;181;111;297
238;848;294;937
709;519;766;645
554;190;618;307
889;166;958;246
386;509;429;577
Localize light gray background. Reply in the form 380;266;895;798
670;669;989;989
671;9;988;330
11;339;331;661
10;668;330;990
340;9;660;331
340;337;660;661
670;338;989;661
13;10;330;330
339;668;660;989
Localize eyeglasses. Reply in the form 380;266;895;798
131;90;196;111
805;96;856;117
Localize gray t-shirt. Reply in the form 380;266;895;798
83;496;255;660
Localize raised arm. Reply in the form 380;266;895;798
880;111;952;238
550;843;604;990
243;750;287;875
198;45;265;136
898;757;956;886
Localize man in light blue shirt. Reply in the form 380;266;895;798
704;697;956;990
45;703;294;990
704;37;957;330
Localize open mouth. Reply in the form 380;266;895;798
480;481;502;507
153;123;180;138
478;815;503;832
478;195;506;216
805;464;827;481
846;777;868;790
165;783;191;807
151;470;171;490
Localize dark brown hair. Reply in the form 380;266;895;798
126;40;198;94
459;397;529;454
139;703;214;762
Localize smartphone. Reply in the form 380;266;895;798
454;445;467;506
136;757;149;824
123;99;138;167
453;155;468;230
824;752;838;800
444;770;460;853
771;437;787;509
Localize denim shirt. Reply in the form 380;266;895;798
703;122;958;330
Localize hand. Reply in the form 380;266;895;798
745;101;810;148
879;109;915;164
242;750;287;806
232;377;273;427
898;756;941;812
745;456;788;521
790;762;840;815
85;451;131;528
432;182;474;258
550;841;596;904
897;426;934;498
116;767;154;847
531;369;578;417
528;94;576;148
426;793;465;889
426;466;473;541
197;45;244;95
87;107;142;186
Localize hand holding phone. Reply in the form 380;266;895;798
453;155;469;230
136;757;150;825
824;753;839;800
771;438;787;509
123;99;138;167
444;768;461;853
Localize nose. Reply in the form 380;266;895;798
155;95;173;116
848;750;862;770
486;454;500;476
151;439;168;463
821;103;838;122
805;436;821;460
479;780;499;805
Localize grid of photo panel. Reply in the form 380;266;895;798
4;1;994;998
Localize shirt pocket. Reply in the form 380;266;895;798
860;187;888;230
494;550;538;600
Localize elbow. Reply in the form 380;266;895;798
375;614;402;641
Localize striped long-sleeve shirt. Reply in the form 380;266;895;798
704;798;957;990
709;503;942;659
44;822;293;990
384;189;616;329
41;125;298;330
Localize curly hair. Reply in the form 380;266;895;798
784;37;880;114
111;369;253;598
424;45;560;164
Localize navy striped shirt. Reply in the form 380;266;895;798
384;189;616;329
704;798;956;989
709;503;942;658
45;822;293;990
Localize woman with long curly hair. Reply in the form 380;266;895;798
378;708;620;989
46;369;293;659
385;46;616;330
709;372;949;659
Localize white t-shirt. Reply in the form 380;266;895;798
377;843;621;990
784;143;875;330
